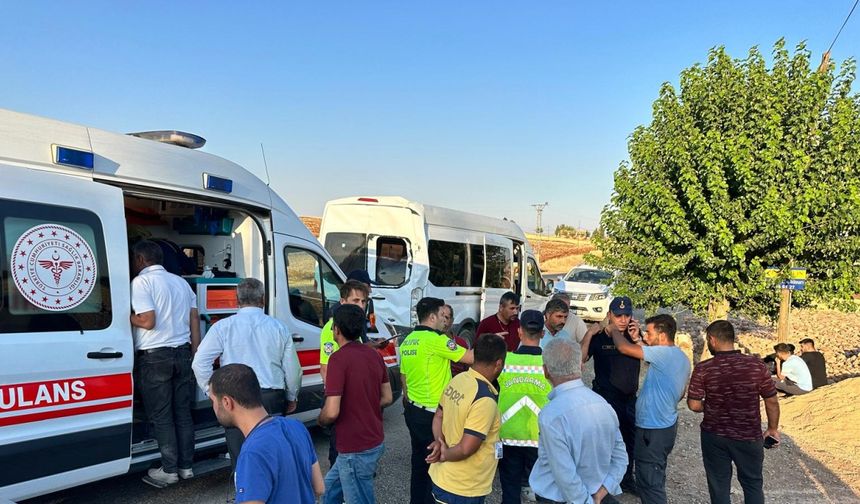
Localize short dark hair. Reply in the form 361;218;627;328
706;320;735;344
339;279;369;300
773;343;794;354
334;304;365;341
799;338;815;347
209;364;263;408
645;314;677;341
474;333;507;365
544;298;569;315
500;291;520;306
132;240;163;266
416;297;445;323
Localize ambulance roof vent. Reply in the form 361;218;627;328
127;130;206;149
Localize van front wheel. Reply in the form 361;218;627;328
457;327;475;348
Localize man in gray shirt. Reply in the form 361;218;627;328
529;338;627;503
192;277;302;469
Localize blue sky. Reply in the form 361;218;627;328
1;2;858;233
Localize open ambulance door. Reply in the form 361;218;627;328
0;165;133;501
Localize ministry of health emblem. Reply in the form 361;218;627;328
10;224;98;312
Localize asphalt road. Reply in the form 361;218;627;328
26;400;503;504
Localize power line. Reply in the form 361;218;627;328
827;0;859;53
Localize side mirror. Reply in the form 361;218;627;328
545;280;554;292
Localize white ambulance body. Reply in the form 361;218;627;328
319;196;553;342
0;109;398;501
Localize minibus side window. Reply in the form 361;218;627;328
486;245;513;289
375;237;409;286
324;233;367;275
527;257;541;292
428;240;466;287
284;247;342;327
0;199;111;333
468;244;484;287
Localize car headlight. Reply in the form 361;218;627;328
591;293;607;301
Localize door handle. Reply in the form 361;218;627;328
455;291;482;296
87;351;123;359
371;295;386;300
291;334;305;343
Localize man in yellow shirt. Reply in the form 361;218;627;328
426;334;507;504
400;297;474;504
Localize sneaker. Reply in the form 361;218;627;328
521;486;537;502
142;467;179;488
178;467;194;480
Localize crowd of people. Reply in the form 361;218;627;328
128;240;825;503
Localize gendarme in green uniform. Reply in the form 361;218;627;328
497;347;551;447
400;325;467;408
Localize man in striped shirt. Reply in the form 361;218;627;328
687;320;780;504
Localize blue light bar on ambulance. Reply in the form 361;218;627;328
203;173;233;193
53;145;94;169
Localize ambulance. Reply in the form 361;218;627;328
319;196;553;344
0;109;399;501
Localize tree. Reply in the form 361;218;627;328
591;40;860;320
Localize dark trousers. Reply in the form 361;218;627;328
700;430;765;504
634;423;678;504
225;388;286;470
498;445;537;504
404;401;436;504
135;344;195;473
593;384;636;481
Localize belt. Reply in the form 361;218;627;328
135;343;190;357
406;398;437;413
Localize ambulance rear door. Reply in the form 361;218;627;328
0;164;134;501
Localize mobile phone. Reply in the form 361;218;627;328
763;435;779;449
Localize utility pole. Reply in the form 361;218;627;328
531;202;548;260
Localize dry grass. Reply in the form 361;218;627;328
525;233;596;274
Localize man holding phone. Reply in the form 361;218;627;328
580;296;641;495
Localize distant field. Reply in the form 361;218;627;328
525;233;596;274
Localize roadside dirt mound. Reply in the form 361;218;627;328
778;377;860;494
301;216;321;237
525;234;595;274
675;309;860;383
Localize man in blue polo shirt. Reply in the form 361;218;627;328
610;314;691;504
209;364;324;504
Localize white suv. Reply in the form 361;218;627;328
550;265;613;322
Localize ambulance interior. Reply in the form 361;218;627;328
123;195;266;443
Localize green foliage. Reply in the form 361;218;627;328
591;40;860;319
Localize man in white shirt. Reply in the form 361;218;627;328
130;240;201;488
773;343;813;395
529;337;627;504
548;291;589;344
540;298;571;350
192;277;302;470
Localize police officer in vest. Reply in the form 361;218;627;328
497;309;553;504
400;297;474;504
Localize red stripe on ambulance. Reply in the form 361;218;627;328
0;373;132;414
0;400;133;427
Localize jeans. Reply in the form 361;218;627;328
634;423;678;504
593;384;636;482
498;445;537;504
431;483;486;504
773;376;810;396
135;344;195;473
404;401;436;504
224;388;286;471
324;443;384;504
700;429;764;504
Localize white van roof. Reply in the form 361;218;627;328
325;195;528;241
0;108;313;241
